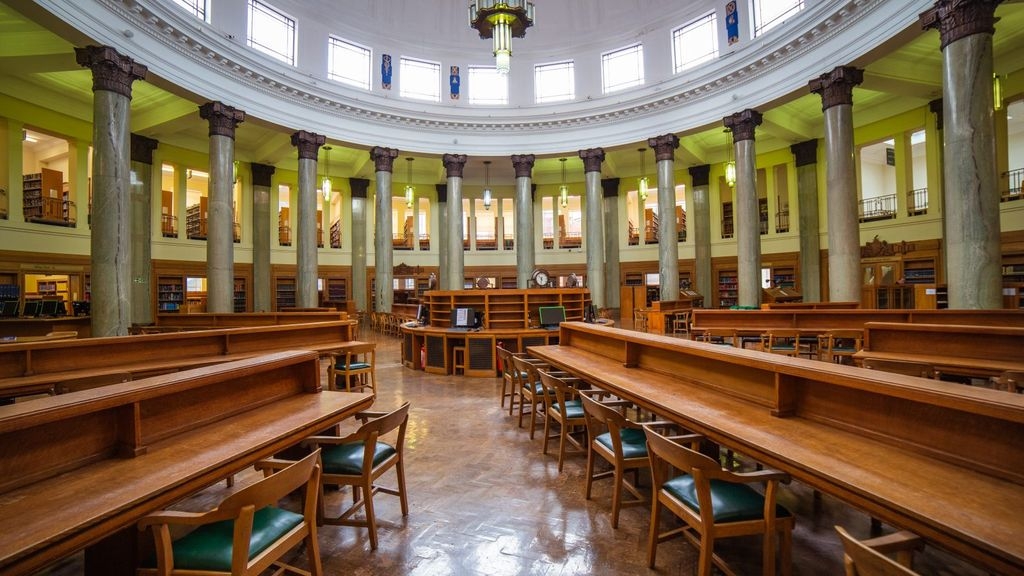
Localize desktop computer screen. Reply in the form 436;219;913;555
22;300;42;318
450;307;475;330
538;306;566;330
0;300;18;318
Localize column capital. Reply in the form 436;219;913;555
251;163;276;187
442;153;468;178
511;154;535;177
578;148;605;173
647;135;680;161
350;177;370;199
929;98;944;130
790;139;819;167
601;178;620;198
688;164;711;187
199;101;246;139
435;183;448;203
130;134;158;165
370;146;399;172
74;45;147;98
808;66;864;111
291;131;326;160
920;0;1001;49
723;110;763;142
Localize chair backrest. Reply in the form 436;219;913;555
219;448;321;516
341;403;411;477
579;393;632;454
537;368;577;410
496;345;516;380
511;354;542;389
344;342;376;364
862;358;936;379
835;526;918;576
993;370;1024;393
700;328;736;345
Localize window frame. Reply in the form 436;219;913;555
399;57;442;103
327;36;372;91
246;0;297;66
672;11;719;74
601;43;645;94
467;66;509;106
534;60;576;104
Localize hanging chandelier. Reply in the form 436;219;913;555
321;145;332;200
405;157;414;209
559;158;568;208
637;148;649;202
723;129;737;187
469;1;535;75
482;160;493;210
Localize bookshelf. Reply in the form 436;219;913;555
324;278;347;308
157;275;185;312
717;270;738;308
771;266;797;289
330;220;341;249
233;278;247;313
721;202;734;239
423;288;590;329
185;197;208;240
23;168;69;226
274;276;296;310
1002;256;1024;309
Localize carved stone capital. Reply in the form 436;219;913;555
578;148;605;173
74;45;147;99
790;139;819;167
808;66;864;111
647;135;680;161
435;183;448;203
130;134;158;165
510;154;535;178
291;131;326;160
350;177;370;199
929;98;944;131
920;0;1001;50
370;147;399;172
251;163;276;187
688;164;711;187
601;178;620;198
199;101;246;139
723;110;763;142
442;153;468;178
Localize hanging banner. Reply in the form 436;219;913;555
726;1;740;45
381;54;392;89
450;65;460;100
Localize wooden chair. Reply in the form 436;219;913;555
137;450;323;576
862;358;937;379
303;402;410;551
817;330;864;364
633;308;649;333
643;425;794;575
537;368;588;472
991;370;1024;393
328;342;376;394
512;354;551;439
700;328;737;346
496;345;519;411
835;525;924;576
760;329;802;357
579;392;654;529
671;310;691;338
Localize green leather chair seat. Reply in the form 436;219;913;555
322;441;396;475
338;361;371;370
522;381;552;396
595;427;648;459
143;507;303;571
551;399;584;419
832;346;857;353
663;475;792;523
769;344;796;351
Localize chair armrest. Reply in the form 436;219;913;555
861;530;925;555
253;457;298;476
733;468;791;484
138;508;235;529
305;432;361;446
354;409;387;422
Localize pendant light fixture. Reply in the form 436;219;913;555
405;157;414;209
482;160;493;210
637;148;649;202
724;129;737;187
559;158;568;208
469;0;535;75
321;145;332;200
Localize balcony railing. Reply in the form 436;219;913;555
859;194;897;222
907;187;928;216
775;209;789;233
1002;167;1023;202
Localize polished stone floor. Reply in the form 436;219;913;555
39;331;985;575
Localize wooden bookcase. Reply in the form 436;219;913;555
422;288;590;329
157;275;185;313
274;276;296;310
717;270;738;308
23;168;69;226
233;278;247;313
185;197;208;240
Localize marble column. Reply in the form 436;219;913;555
2;119;23;218
371;147;399;310
810;66;863;303
648;135;680;302
291;131;326;308
511;155;536;288
129;134;157;326
922;1;1002;309
443;154;468;290
251;163;275;312
200;102;245;313
791;140;822;302
689;165;712;305
75;45;146;337
435;184;449;289
724;110;763;308
578;149;606;307
928;98;945;217
350;178;370;313
601;178;621;311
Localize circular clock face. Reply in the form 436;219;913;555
534;270;549;287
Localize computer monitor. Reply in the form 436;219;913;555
22;300;42;318
0;300;18;318
40;300;63;317
450;306;475;330
538;305;566;329
416;303;428;324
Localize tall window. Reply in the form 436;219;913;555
247;0;296;66
602;44;644;94
328;37;371;90
501;197;514;250
753;0;803;37
400;58;441;102
172;0;209;22
468;66;508;105
672;12;718;73
534;61;575;103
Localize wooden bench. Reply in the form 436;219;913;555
854;322;1024;379
0;350;374;575
153;310;350;329
527;322;1024;575
0;320;356;401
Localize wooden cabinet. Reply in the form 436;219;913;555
422;288;590;329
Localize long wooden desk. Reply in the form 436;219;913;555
528;322;1024;575
0;350;373;576
400;324;561;377
854;322;1024;378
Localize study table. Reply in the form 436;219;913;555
528;322;1024;575
0;350;374;576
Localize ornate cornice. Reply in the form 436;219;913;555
688;165;711;187
601;178;620;198
350;177;370;199
578;148;605;173
291;131;326;160
790;139;819;167
648;135;679;161
511;154;535;178
251;163;276;187
442;154;468;178
920;0;1001;50
371;147;399;172
808;66;864;111
199;101;245;139
130;133;158;164
74;44;146;98
723;110;763;142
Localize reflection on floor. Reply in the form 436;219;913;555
39;333;986;575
